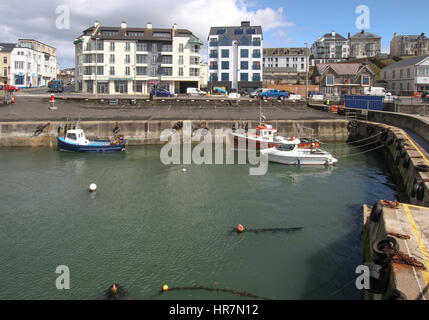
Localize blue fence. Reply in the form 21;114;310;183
344;95;383;111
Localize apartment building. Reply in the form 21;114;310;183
349;30;381;59
380;55;429;95
262;48;309;85
390;33;429;57
74;21;203;95
310;31;349;65
207;21;263;93
0;43;15;84
10;39;57;88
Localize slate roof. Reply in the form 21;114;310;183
316;63;374;75
208;21;263;40
382;56;429;70
351;30;381;39
263;48;309;56
320;32;347;41
0;43;16;53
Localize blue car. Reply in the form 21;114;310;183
150;88;174;97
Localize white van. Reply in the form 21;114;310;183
364;87;391;96
187;88;206;96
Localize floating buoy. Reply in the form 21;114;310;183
162;284;169;292
89;183;97;192
182;168;187;173
237;224;245;233
111;284;118;294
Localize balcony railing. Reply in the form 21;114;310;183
252;53;261;58
252;41;261;46
252;65;261;70
209;66;218;70
252;77;261;82
209;42;219;47
209;53;218;58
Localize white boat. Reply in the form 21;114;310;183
260;140;338;166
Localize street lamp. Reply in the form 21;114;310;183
305;42;309;100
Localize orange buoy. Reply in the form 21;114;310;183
237;224;245;233
111;284;118;294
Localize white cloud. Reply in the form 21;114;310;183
0;0;294;67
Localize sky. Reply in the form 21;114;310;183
0;0;428;68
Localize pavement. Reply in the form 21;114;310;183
0;96;344;122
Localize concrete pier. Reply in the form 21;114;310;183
363;202;429;300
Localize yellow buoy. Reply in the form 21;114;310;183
162;284;169;292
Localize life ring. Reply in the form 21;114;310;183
289;137;296;141
370;202;383;222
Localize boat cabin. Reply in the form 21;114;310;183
65;129;89;145
256;124;277;142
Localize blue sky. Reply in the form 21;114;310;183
261;0;429;51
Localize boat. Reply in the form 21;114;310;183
58;129;126;152
229;124;321;150
260;139;338;166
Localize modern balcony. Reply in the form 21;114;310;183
209;42;219;47
252;53;261;58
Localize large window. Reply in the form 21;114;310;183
137;55;146;64
362;75;370;85
326;75;334;85
109;67;115;75
110;54;115;63
125;42;130;52
97;66;103;75
161;56;172;64
221;61;229;69
109;42;115;51
125;55;130;64
136;67;146;75
209;50;218;58
240;61;248;70
252;73;261;82
114;80;128;93
125;67;130;76
161;67;172;76
240;49;248;58
209;62;218;70
240;73;248;81
209;73;218;81
221;49;229;58
221;73;229;81
137;43;147;51
179;44;184;53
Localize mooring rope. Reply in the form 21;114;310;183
154;285;271;300
320;132;382;146
334;144;385;159
232;227;303;234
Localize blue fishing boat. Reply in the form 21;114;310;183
58;129;126;152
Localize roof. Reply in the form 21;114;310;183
0;43;16;53
319;32;347;42
316;63;374;75
208;22;263;41
79;25;201;42
382;55;429;70
263;48;308;56
394;33;428;41
351;30;381;40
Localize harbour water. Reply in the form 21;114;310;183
0;144;396;300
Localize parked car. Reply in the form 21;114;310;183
49;80;64;93
2;84;20;92
258;89;290;100
151;88;174;97
249;88;269;98
186;87;206;96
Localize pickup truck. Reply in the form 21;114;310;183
258;89;290;100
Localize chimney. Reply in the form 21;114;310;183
94;20;100;28
241;21;250;27
172;23;177;30
394;32;397;38
147;22;152;29
348;32;351;40
121;21;127;29
331;31;336;37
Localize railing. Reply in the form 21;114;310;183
252;53;261;58
209;42;218;47
209;53;218;58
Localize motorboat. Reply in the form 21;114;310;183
260;139;338;166
229;124;321;150
58;129;126;152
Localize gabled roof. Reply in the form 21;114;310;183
0;43;16;53
382;56;429;70
320;32;347;42
351;30;381;40
316;63;374;76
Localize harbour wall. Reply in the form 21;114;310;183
0;119;349;147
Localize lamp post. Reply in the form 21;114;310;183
95;37;98;99
305;42;309;100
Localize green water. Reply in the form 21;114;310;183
0;144;396;300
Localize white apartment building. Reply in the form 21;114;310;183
263;48;308;72
208;21;263;93
380;55;429;95
310;31;349;66
10;39;57;88
74;21;203;95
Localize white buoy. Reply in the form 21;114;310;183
89;183;97;192
182;168;187;173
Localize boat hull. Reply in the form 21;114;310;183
266;154;334;165
57;137;126;152
230;134;320;150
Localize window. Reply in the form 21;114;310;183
179;44;184;53
216;29;226;35
221;49;229;58
221;73;229;81
162;67;172;75
400;69;403;79
252;61;260;70
110;54;115;63
252;49;260;58
136;67;146;75
326;75;334;85
407;68;411;78
234;29;243;35
240;61;248;70
110;42;115;51
97;54;103;63
125;67;130;76
190;56;199;65
128;31;144;37
150;66;158;76
66;133;77;140
246;29;256;35
252;37;261;46
178;56;184;65
125;42;131;51
209;50;218;58
97;66;103;75
153;32;170;38
161;56;172;64
137;55;146;64
240;49;248;58
14;61;24;69
137;43;147;51
252;73;261;82
189;68;199;76
221;61;229;69
3;57;7;63
110;67;115;75
134;81;144;92
97;42;103;51
209;62;218;70
162;44;172;52
362;75;370;85
178;67;184;76
125;55;130;64
240;73;248;81
210;73;218;81
392;70;396;79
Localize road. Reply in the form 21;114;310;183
0;96;343;122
